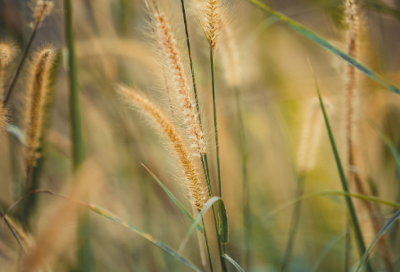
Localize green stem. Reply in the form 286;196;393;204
64;1;94;271
210;48;222;198
281;173;304;272
202;217;214;272
178;2;227;271
234;87;251;270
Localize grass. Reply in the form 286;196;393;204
1;0;400;271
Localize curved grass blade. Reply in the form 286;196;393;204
263;191;400;223
246;0;400;96
7;124;26;145
178;196;221;254
223;254;245;272
218;200;229;244
3;190;202;272
355;210;400;272
311;63;369;268
87;204;202;272
142;164;203;233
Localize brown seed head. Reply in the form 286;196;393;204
34;0;53;27
25;47;55;171
117;86;208;211
198;0;224;52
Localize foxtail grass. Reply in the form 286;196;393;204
117;86;209;211
4;0;53;104
344;1;393;270
24;48;55;193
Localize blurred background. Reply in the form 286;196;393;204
1;0;400;271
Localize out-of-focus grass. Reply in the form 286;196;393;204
1;0;400;271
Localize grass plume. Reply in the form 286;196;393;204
117;85;208;211
198;0;224;53
344;1;393;270
4;0;53;104
24;47;55;191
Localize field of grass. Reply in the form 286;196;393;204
1;0;400;271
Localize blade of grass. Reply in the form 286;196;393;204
311;63;370;271
142;164;203;233
355;210;400;272
0;208;25;253
2;190;202;272
246;0;400;96
178;196;221;254
64;1;93;271
6;124;26;144
223;254;245;272
312;231;347;272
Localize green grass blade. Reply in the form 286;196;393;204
312;232;347;272
222;254;245;272
354;210;400;272
311;64;369;267
246;0;400;96
142;164;204;233
178;196;221;254
87;204;202;272
218;200;229;244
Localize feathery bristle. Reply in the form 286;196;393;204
297;98;332;174
154;12;205;155
25;48;55;172
34;0;53;27
117;86;208;211
198;0;223;52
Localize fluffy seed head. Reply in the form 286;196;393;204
154;12;205;155
297;98;332;173
198;0;224;52
25;47;55;171
0;42;17;66
117;86;208;211
34;0;53;27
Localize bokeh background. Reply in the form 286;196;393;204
1;0;400;271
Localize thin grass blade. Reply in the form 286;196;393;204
223;254;245;272
142;164;203;233
354;210;400;272
178;196;222;254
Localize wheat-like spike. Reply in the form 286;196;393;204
25;48;55;176
198;0;223;52
118;86;208;211
34;0;54;28
297;98;332;174
154;12;205;155
344;1;393;270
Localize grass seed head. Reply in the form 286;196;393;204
117;85;208;211
25;47;55;171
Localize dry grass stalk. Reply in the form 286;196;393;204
297;98;332;174
25;48;55;187
117;86;208;211
198;0;224;53
154;12;205;156
344;1;392;270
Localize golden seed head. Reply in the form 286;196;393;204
198;0;224;52
35;0;53;26
0;42;17;66
117;85;208;210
